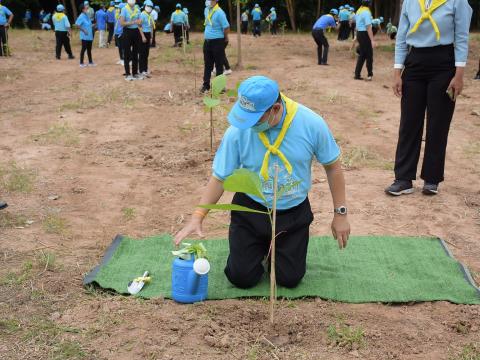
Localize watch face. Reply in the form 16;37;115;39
337;206;347;214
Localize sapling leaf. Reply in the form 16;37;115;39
223;169;267;201
277;180;302;199
211;74;227;98
198;203;269;214
203;97;221;109
226;89;237;98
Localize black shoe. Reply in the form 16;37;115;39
320;62;329;65
68;55;75;59
0;201;8;210
56;57;61;60
422;183;438;195
354;76;364;80
385;180;414;196
200;86;210;94
475;72;480;80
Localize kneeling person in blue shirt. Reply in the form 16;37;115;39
175;76;350;289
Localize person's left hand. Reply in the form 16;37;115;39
331;215;350;249
447;74;464;101
142;36;147;43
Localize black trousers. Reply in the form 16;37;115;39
80;40;93;64
107;22;114;44
253;20;261;36
394;45;456;184
115;34;124;60
350;23;356;39
123;28;141;75
270;20;277;35
0;26;7;56
173;24;183;45
225;193;313;289
151;26;157;47
312;29;329;64
55;31;73;59
338;20;349;40
241;20;248;34
139;32;151;73
203;38;226;89
355;31;373;78
223;40;230;70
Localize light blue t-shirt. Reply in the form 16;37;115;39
114;8;123;35
269;11;277;21
0;5;13;25
204;6;229;40
356;9;372;31
120;4;141;29
52;13;71;32
252;8;262;21
107;7;116;23
213;100;340;210
339;9;350;21
313;14;336;30
395;0;472;67
171;10;186;24
95;9;108;30
75;12;93;41
372;18;381;27
140;11;152;33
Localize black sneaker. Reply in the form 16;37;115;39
385;180;414;196
0;201;8;210
200;86;210;94
354;76;364;80
422;183;438;195
474;72;480;80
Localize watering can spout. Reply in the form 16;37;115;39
187;258;210;295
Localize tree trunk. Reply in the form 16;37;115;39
228;0;234;30
70;0;78;20
236;0;242;68
316;0;321;19
285;0;296;32
393;0;403;25
374;0;381;18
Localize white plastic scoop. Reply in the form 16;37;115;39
127;271;150;295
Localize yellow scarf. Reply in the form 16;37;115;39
409;0;446;41
258;94;298;181
115;8;121;20
356;6;371;15
175;9;182;14
142;10;155;29
53;12;65;22
108;6;114;12
204;4;220;26
125;4;139;19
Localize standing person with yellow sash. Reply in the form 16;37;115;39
386;0;472;196
354;0;375;80
174;76;350;289
120;0;145;81
170;3;187;47
52;5;74;60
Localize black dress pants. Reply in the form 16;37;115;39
355;31;373;78
203;38;225;89
394;45;456;184
225;193;314;289
241;20;248;34
253;20;261;36
173;24;183;46
0;26;7;56
139;32;151;73
115;34;124;60
80;40;93;64
312;29;329;64
338;20;349;40
270;20;277;35
107;22;114;44
55;31;73;59
123;28;141;76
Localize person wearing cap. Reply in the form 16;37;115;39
84;1;96;40
114;1;124;65
354;0;375;81
252;4;262;37
386;19;397;40
241;9;249;34
139;0;155;77
52;5;74;60
174;75;350;289
107;1;116;46
183;8;190;44
371;17;383;36
266;7;277;35
312;9;338;66
120;0;146;81
75;3;95;67
201;0;230;93
348;6;356;39
338;5;350;40
40;9;52;30
386;0;472;196
170;3;187;47
151;5;160;47
0;0;13;57
96;5;108;48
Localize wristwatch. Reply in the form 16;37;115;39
334;206;348;215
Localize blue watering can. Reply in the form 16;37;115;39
171;256;210;303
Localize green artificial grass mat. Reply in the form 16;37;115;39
84;234;480;304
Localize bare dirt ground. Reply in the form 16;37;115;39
1;29;479;360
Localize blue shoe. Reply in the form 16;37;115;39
0;201;8;210
422;183;438;195
385;180;414;196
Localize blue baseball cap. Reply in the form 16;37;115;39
84;1;89;5
110;1;115;5
228;76;280;130
255;4;259;7
330;8;338;15
57;4;65;11
176;3;181;8
144;0;153;6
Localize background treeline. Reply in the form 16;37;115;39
6;0;480;31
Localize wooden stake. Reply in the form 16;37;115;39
270;164;279;325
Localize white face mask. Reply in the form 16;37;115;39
205;1;212;8
145;6;152;13
127;0;135;5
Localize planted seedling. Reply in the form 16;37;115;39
172;242;208;260
203;74;227;152
198;167;300;324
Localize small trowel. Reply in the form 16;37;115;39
127;271;151;295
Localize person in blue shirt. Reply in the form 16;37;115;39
354;0;375;81
337;6;350;40
371;17;384;36
107;1;116;46
387;0;473;196
40;9;52;30
114;0;124;65
52;5;74;60
0;0;13;57
312;9;338;65
348;6;356;39
183;8;190;44
84;1;96;40
174;75;350;290
252;4;262;37
386;20;398;40
201;0;230;93
96;5;108;48
151;5;160;47
139;0;155;77
75;3;95;67
120;0;146;81
170;3;187;47
266;7;277;35
241;9;249;34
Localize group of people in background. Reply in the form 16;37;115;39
240;5;278;36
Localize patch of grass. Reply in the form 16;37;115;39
377;43;395;52
327;322;366;350
0;211;28;228
50;340;86;360
42;214;69;236
60;87;136;112
122;207;136;221
0;161;36;193
0;68;23;81
449;343;480;360
464;142;480;157
32;122;80;147
245;64;258;70
36;251;59;272
0;318;21;334
341;147;393;171
0;261;33;286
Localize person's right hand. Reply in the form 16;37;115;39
393;71;402;97
371;40;376;48
173;217;204;246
